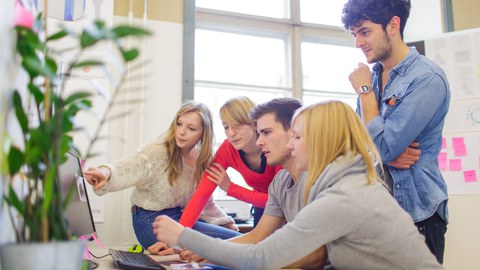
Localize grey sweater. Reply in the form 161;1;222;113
179;154;443;270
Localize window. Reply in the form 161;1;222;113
190;1;363;199
300;0;345;26
196;0;287;19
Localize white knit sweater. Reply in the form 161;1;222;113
94;137;233;225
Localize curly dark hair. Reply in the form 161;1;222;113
341;0;411;39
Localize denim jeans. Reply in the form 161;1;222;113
251;206;264;227
415;212;447;264
131;205;241;248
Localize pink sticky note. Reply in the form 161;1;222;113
438;152;448;170
454;145;467;157
442;137;447;149
452;137;465;147
439;159;447;171
463;170;478;183
449;159;462;171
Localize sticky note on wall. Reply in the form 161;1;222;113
449;159;462;171
438;152;447;170
463;170;478;183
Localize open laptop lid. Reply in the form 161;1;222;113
58;151;97;239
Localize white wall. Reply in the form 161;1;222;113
405;0;443;41
0;0;183;247
85;14;184;247
0;0;17;244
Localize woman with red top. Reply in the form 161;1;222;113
180;96;282;229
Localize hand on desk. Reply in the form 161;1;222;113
179;249;209;263
147;241;179;255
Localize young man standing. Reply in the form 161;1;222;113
180;97;327;269
342;0;450;263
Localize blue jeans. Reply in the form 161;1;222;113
131;205;241;248
251;206;264;227
415;212;447;264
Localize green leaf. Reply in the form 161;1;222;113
121;48;139;62
80;21;108;48
95;20;106;28
5;186;25;216
24;146;42;170
44;56;58;76
29;127;51;153
7;146;24;175
27;83;44;104
80;32;97;48
12;91;29;133
16;38;36;59
63;91;92;106
59;135;74;155
16;26;41;49
47;29;69;41
21;55;42;78
111;25;151;38
72;61;103;68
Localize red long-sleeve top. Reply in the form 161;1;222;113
179;139;282;228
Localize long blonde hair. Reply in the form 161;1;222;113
292;101;382;203
220;96;256;126
163;101;214;185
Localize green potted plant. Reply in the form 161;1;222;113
0;14;150;269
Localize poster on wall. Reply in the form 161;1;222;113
425;29;480;100
423;28;480;195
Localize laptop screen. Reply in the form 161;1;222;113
58;151;97;239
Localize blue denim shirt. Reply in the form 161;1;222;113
360;48;450;223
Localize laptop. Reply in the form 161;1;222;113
58;151;96;239
109;248;234;270
109;248;167;270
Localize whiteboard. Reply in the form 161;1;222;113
421;28;480;194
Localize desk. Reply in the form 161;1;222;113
87;243;182;270
87;242;302;270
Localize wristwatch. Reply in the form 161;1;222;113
356;85;373;95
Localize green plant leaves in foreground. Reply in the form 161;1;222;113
4;15;150;243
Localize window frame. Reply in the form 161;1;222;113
183;0;358;102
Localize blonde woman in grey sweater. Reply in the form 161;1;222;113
153;101;443;270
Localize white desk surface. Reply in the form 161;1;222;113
86;242;302;270
87;242;183;270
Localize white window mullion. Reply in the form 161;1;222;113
291;26;303;100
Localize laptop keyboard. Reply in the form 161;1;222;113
109;248;166;270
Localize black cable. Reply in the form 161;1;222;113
86;250;111;270
89;250;111;259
